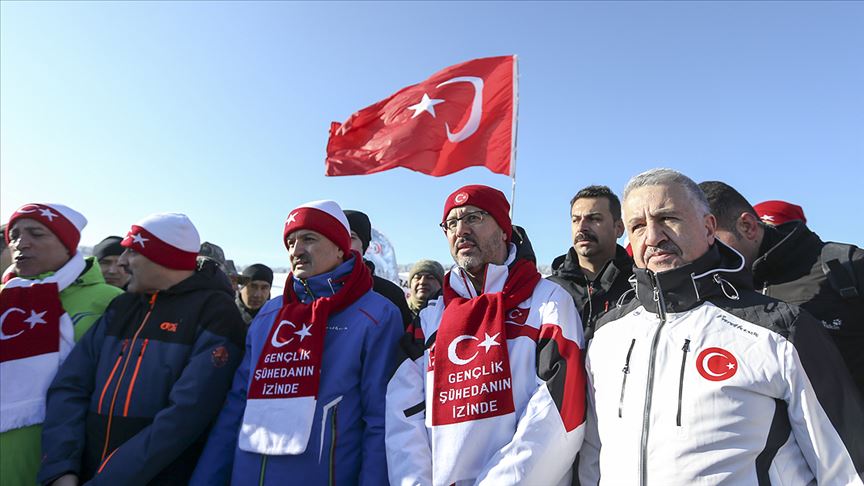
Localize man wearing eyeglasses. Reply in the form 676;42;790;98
386;184;586;486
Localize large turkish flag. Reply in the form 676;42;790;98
326;56;516;177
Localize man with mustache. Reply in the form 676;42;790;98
579;169;864;485
386;185;586;486
191;200;403;485
549;185;634;340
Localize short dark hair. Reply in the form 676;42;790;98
698;181;758;236
570;185;622;221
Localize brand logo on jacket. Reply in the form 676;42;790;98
696;347;738;381
211;345;230;367
160;321;178;333
822;318;842;330
505;307;530;326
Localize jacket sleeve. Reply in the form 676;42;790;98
474;285;586;485
385;314;433;486
782;308;864;484
188;308;263;486
38;313;108;484
359;300;405;486
577;348;601;486
86;296;245;485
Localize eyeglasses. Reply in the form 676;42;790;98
439;210;489;232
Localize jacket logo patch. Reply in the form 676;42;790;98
696;347;738;381
504;307;530;326
159;321;178;333
822;318;842;330
211;346;230;367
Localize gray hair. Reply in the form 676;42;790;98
623;168;711;216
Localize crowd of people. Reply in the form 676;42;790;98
1;168;862;485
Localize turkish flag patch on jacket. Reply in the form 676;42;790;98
326;55;516;177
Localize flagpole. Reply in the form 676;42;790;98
509;55;519;222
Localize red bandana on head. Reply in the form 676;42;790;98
431;259;540;425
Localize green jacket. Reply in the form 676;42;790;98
0;256;122;485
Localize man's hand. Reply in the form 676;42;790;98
50;474;79;486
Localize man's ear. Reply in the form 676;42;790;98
737;212;761;241
614;219;625;239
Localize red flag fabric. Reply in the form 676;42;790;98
326;55;516;177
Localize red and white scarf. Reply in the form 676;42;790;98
0;253;83;432
239;253;372;455
429;258;540;460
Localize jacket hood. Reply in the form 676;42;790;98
75;256;110;288
633;240;753;315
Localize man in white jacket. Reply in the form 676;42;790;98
578;168;864;485
386;184;586;486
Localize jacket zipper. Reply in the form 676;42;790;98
100;292;158;462
676;339;691;427
639;273;667;486
123;338;150;416
328;404;338;486
258;456;268;486
97;339;129;413
618;338;636;418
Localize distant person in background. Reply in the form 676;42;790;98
1;203;121;485
344;209;412;327
753;199;807;226
93;235;130;289
0;224;11;272
236;263;273;326
406;259;444;319
199;241;240;291
700;181;864;395
549;185;634;340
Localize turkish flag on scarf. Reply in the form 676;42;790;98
326;55;516;177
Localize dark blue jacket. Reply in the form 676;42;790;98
190;255;403;486
38;261;245;485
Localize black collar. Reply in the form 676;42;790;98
633;242;752;315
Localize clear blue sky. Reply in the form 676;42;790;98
2;1;862;269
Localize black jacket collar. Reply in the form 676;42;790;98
753;221;823;285
551;244;633;290
634;241;752;315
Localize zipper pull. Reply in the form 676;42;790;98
682;339;690;352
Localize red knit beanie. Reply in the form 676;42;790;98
442;185;512;242
283;200;352;257
5;203;87;254
121;213;200;270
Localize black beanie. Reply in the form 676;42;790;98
93;236;125;260
343;210;372;252
242;263;274;285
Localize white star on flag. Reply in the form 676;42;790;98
478;332;501;353
132;233;149;247
286;212;298;225
407;93;445;119
39;208;57;221
294;323;313;341
23;310;47;329
727;363;735;370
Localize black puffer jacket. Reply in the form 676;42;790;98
548;245;634;340
39;260;246;485
754;221;864;395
